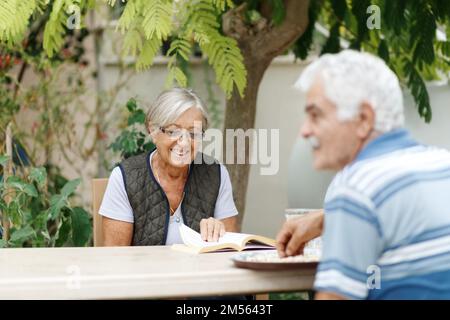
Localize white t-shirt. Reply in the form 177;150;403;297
99;151;238;245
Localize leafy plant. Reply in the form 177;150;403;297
1;0;246;98
0;156;92;248
109;98;155;160
291;0;450;123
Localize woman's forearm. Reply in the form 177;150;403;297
102;216;133;246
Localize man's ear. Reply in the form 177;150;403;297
357;102;375;139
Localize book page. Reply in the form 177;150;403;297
218;232;254;247
179;224;223;249
178;225;274;250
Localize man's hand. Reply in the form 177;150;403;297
315;292;347;300
276;209;324;257
200;217;226;242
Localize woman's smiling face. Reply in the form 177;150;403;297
152;107;204;168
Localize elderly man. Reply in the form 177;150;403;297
277;50;450;299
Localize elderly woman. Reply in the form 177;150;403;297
99;88;238;246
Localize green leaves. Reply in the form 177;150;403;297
47;194;67;220
54;215;71;247
410;3;436;68
293;0;321;60
0;163;89;248
315;0;449;123
321;22;341;54
126;98;138;112
43;0;67;58
167;39;192;62
6;176;38;197
165;38;193;87
116;0;140;33
212;0;234;12
109;98;155;159
2;0;248;99
403;59;432;122
268;0;285;26
10;226;35;244
437;41;450;58
125;97;146;126
349;0;371;46
122;29;143;57
4;174;91;247
0;155;9;167
201;32;247;98
141;0;173;40
188;0;247;98
70;207;91;246
378;40;390;64
114;0;247;98
331;0;347;21
60;178;81;198
47;178;80;220
42;0;86;57
116;0;172;70
165;65;188;88
136;37;162;71
29;167;47;188
7;200;24;226
110;129;151;159
0;0;39;44
128;109;146;126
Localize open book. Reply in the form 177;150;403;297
172;224;276;254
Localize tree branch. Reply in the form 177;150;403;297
223;0;310;61
222;3;251;42
258;0;310;58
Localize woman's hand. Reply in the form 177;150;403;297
200;217;226;242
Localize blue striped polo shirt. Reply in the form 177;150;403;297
314;128;450;299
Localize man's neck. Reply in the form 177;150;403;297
341;130;381;170
359;130;381;154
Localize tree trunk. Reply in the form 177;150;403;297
223;57;270;227
222;0;310;229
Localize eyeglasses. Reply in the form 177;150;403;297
159;127;204;141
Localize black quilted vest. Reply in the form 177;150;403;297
118;150;221;245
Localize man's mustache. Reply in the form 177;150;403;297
306;136;320;149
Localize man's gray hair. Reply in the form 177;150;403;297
295;50;404;133
146;87;209;130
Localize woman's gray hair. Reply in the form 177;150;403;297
146;88;209;130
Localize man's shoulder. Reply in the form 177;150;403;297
334;145;450;199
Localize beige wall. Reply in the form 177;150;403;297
14;31;98;209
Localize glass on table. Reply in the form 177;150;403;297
284;208;322;258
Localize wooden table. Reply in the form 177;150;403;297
0;246;317;299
